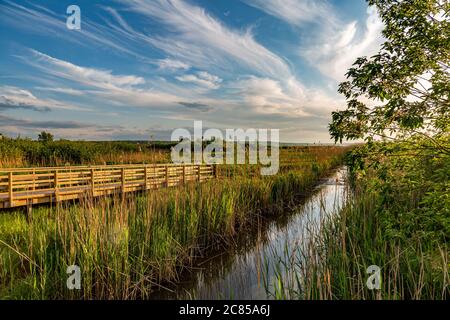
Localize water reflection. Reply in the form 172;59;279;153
155;167;348;299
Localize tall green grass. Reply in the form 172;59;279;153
0;137;170;167
266;139;449;300
0;147;347;299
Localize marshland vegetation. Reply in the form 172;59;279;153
1;0;448;301
0;143;348;299
0;135;173;167
265;138;449;300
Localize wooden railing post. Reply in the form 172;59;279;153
165;165;169;187
32;168;36;192
182;164;186;185
90;168;95;197
54;170;59;202
121;167;125;193
120;167;126;203
197;165;201;182
8;171;13;208
153;164;156;189
28;168;35;219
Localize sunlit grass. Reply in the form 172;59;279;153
0;146;348;299
264;142;449;300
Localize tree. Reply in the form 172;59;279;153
38;131;54;143
329;0;449;153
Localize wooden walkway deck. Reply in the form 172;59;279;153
0;164;217;209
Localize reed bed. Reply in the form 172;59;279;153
0;146;348;299
264;141;449;300
0;138;171;168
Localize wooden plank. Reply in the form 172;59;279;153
8;172;13;208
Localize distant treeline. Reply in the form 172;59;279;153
0;132;347;168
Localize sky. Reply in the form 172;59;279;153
0;0;384;142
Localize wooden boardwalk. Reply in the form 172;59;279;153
0;163;217;209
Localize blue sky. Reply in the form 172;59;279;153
0;0;384;142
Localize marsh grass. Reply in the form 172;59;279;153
265;142;449;300
0;146;347;299
0;138;171;168
267;193;449;300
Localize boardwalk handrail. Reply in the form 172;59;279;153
0;163;217;209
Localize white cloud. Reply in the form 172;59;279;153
0;86;86;111
243;0;335;26
1;0;379;142
0;1;140;58
157;58;190;71
28;50;145;90
229;76;341;117
176;71;222;89
301;6;384;82
21;51;341;136
244;0;384;82
23;50;213;111
34;87;85;96
117;0;292;80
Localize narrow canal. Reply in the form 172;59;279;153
155;167;349;299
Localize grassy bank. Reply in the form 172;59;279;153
271;138;449;300
0;146;347;299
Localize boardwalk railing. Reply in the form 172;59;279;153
0;164;217;209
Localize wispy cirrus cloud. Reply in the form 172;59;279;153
156;58;191;71
243;0;335;26
22;50;217;112
0;0;139;58
106;1;340;120
0;0;382;142
27;50;145;90
19;49;340;136
33;87;85;96
0;97;50;112
244;0;384;82
0;86;85;112
176;71;222;90
301;6;384;81
116;0;293;80
229;76;342;117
